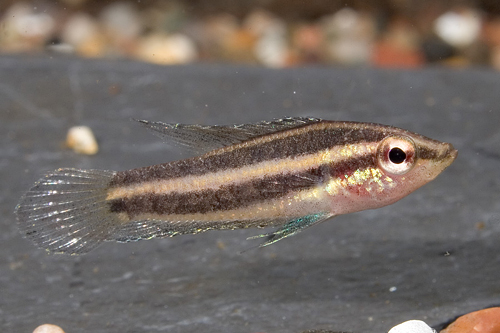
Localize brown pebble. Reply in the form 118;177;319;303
33;324;65;333
441;307;500;333
372;17;424;68
372;40;424;68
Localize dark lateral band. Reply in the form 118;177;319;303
109;124;386;187
108;154;376;217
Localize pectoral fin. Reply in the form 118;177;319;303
248;213;334;247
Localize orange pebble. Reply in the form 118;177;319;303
441;307;500;333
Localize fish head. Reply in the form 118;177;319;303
371;132;458;206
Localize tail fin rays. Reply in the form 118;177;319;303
15;168;118;255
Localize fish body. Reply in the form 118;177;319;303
15;117;457;254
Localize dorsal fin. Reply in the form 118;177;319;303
135;117;322;154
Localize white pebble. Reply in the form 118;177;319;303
328;8;360;33
2;3;55;41
100;2;141;41
63;13;100;47
434;10;481;48
323;8;374;64
254;18;288;67
10;4;55;38
137;33;197;65
33;324;65;333
66;126;99;155
388;320;436;333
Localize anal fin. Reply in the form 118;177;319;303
248;213;334;247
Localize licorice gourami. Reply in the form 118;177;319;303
15;117;457;254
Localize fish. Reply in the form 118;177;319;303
15;117;458;255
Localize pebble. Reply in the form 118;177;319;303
434;10;482;48
440;307;500;333
136;33;197;65
388;320;436;333
372;18;424;68
100;2;142;42
292;23;325;63
483;18;500;47
66;126;99;155
483;18;500;70
33;324;65;333
323;8;374;65
0;2;498;68
372;40;424;68
223;28;258;62
254;25;288;67
490;46;500;70
62;13;104;57
201;14;238;57
1;3;56;52
251;12;288;67
11;4;55;39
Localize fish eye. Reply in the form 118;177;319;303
377;136;417;175
389;147;406;164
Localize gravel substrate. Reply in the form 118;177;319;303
1;0;499;68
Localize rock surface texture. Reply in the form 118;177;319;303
1;55;499;333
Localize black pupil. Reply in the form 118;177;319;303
389;147;406;164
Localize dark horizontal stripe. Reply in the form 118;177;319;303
108;154;376;217
418;147;439;160
418;144;455;161
109;122;386;187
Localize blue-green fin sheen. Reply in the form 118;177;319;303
248;213;335;247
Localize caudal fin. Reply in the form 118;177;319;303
15;168;118;254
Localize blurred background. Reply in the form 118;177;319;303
1;0;500;69
3;3;500;333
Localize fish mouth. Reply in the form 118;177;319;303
445;143;458;160
439;142;458;166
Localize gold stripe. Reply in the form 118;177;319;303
106;142;378;200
